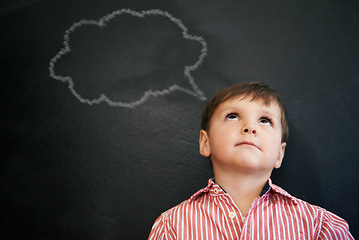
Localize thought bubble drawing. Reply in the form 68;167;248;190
49;9;208;108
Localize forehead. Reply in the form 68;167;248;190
215;96;282;115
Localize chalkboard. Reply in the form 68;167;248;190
2;0;359;239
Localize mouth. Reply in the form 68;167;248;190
235;141;260;150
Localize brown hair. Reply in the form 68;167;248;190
201;82;289;142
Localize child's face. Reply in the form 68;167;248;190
199;96;286;175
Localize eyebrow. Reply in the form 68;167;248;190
221;105;280;120
215;105;239;116
260;110;275;116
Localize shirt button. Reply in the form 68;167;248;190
214;188;219;194
228;212;236;219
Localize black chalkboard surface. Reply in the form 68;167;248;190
2;0;359;239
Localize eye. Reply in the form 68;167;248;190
259;117;272;126
226;112;239;120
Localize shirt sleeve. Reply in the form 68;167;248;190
148;215;166;240
318;210;354;240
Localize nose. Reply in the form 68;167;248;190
242;124;257;135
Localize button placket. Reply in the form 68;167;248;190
228;211;236;219
212;192;243;235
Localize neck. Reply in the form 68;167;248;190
214;171;269;216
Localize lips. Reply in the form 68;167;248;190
235;141;260;150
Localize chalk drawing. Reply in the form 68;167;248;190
49;9;208;108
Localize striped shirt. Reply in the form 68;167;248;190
148;178;353;239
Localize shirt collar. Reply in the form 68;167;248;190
267;178;299;204
260;180;270;197
189;178;216;202
189;178;298;204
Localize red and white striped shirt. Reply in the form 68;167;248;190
148;178;353;239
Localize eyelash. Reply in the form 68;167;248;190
225;112;239;120
225;112;273;125
259;117;273;125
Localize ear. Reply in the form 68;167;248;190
274;142;286;169
199;130;211;157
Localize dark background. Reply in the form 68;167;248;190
1;0;358;239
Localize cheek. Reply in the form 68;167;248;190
264;135;282;154
266;129;282;143
209;130;233;150
210;135;227;149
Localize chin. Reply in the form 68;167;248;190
231;158;261;169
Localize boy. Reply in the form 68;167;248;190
148;82;353;239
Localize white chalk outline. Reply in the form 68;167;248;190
49;9;208;108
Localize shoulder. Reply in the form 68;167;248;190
148;200;191;240
268;182;340;218
268;182;353;239
148;180;214;239
160;199;193;221
159;184;212;222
